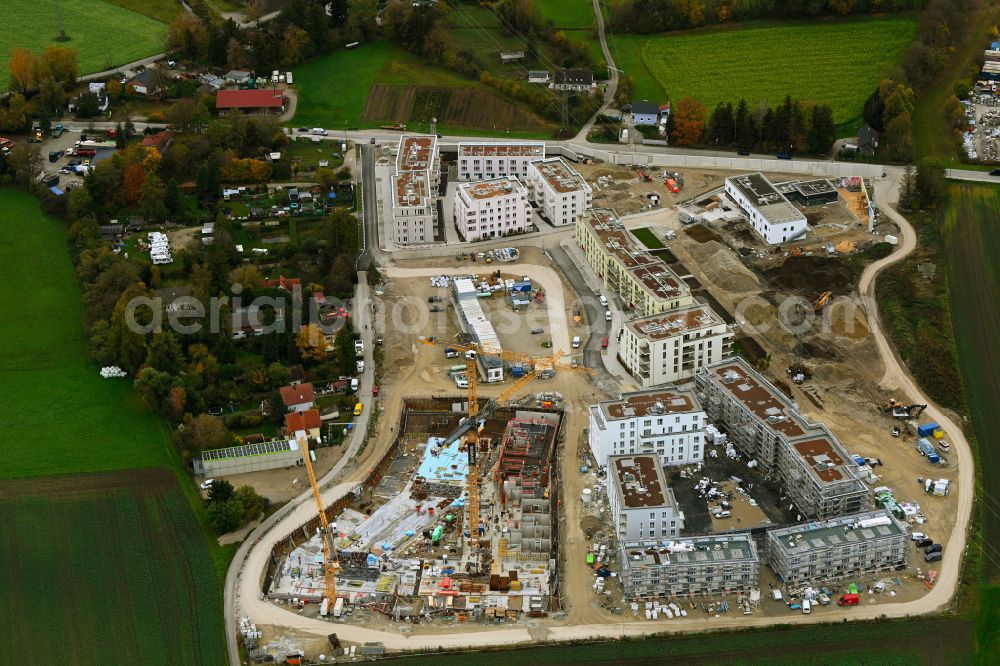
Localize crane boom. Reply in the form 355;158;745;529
297;433;338;606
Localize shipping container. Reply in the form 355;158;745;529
917;422;940;437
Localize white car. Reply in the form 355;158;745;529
200;479;214;490
910;532;927;541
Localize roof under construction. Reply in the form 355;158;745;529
458;177;526;201
609;455;672;509
529;157;589;193
393;171;431;208
769;510;906;556
396;134;437;173
708;359;809;438
597;387;700;420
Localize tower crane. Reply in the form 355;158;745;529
416;336;593;551
296;432;339;611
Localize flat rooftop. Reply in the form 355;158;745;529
795;179;837;197
790;433;852;485
583;209;658;269
458;177;525;201
397;135;437;173
529;157;589;193
629;263;688;302
622;534;757;567
610;455;672;509
727;173;805;226
707;358;808;438
597;388;700;421
394;171;431;208
769;510;906;556
458;141;544;158
626;303;726;340
201;438;298;462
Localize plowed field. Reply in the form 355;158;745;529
363;85;550;131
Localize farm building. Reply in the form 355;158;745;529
551;69;594;92
194;437;304;477
618;304;733;388
724;173;808;245
524;157;592;227
215;88;284;114
453;177;531;242
619;534;759;599
607;454;685;541
456;141;544;182
765;510;909;586
500;50;525;63
528;70;551;84
695;358;868;519
575;209;693;316
588;387;706;467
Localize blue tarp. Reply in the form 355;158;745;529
49;186;64;196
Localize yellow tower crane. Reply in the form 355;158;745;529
297;432;339;611
416;336;593;550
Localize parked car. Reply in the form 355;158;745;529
427;296;442;303
910;532;927;541
916;538;934;548
777;152;792;160
990;169;1000;176
925;543;943;554
925;551;942;562
605;310;613;321
297;127;310;133
372;384;380;397
530;328;544;334
200;479;214;490
601;337;609;349
430;306;443;312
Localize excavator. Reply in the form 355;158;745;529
877;398;927;419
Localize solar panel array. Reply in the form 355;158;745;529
202;439;293;461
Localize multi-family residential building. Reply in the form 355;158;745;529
724;173;808;245
391;135;440;246
765;510;909;586
524;157;592;226
456;141;544;182
619;304;734;387
452;177;531;242
607;455;685;542
588;389;706;467
619;534;759;599
695;357;868;519
576;209;693;316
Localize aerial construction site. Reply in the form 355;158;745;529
218;139;969;664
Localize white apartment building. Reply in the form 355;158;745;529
391;171;435;245
607;454;685;542
391;135;440;246
456;141;545;182
588;388;706;467
724;173;808;245
620;304;734;387
453;177;531;242
620;534;759;599
525;157;592;226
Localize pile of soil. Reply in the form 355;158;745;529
688;240;761;293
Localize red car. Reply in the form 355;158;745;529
372;384;380;397
601;337;609;349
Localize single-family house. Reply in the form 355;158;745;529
127;68;163;96
285;409;322;440
141;130;173;153
280;383;316;413
288;364;306;386
630;101;661;126
858;125;880;157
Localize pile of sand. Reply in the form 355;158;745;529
688;240;761;293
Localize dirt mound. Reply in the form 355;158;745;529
363;85;550;130
763;256;857;296
687;240;761;293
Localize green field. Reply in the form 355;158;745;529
0;470;225;665
0;188;227;664
0;0;167;87
0;190;172;478
292;41;554;137
104;0;184;23
536;0;594;28
941;183;1000;657
609;17;916;128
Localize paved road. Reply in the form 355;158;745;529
224;273;374;666
359;143;378;269
945;168;999;183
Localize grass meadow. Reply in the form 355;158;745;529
609;16;916;128
0;0;167;86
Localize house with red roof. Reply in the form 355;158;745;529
285;409;322;440
215;88;285;114
279;383;315;412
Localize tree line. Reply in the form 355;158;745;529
669;94;836;154
610;0;922;33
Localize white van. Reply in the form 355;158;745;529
312;127;328;136
350;378;359;392
802;599;811;614
356;360;365;374
572;336;581;349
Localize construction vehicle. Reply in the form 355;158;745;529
877;398;927;419
812;291;832;312
665;178;680;194
416;336;593;554
296;432;339;610
637;168;651;182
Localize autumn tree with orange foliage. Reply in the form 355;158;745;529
123;163;146;205
9;48;35;93
672;96;706;147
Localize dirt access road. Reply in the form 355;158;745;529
229;182;974;654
